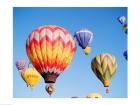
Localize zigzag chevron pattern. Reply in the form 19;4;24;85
26;25;76;74
91;53;117;86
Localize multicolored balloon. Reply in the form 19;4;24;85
21;67;41;89
86;92;102;98
123;50;127;60
91;53;118;93
26;25;76;95
74;29;93;55
123;24;128;34
118;16;126;24
16;60;26;72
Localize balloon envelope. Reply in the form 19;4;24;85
21;67;41;88
118;16;126;24
123;50;127;60
26;25;76;84
91;53;118;87
86;93;102;98
16;60;26;71
74;29;93;54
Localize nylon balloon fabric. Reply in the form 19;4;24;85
74;29;93;49
91;53;118;87
26;25;76;83
21;68;41;88
16;60;26;71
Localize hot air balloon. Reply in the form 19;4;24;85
26;25;76;96
71;96;79;98
118;16;126;24
123;24;128;34
86;92;102;98
74;29;93;55
16;60;26;72
123;50;127;60
21;67;41;89
91;53;118;93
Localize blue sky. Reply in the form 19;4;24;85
13;7;127;98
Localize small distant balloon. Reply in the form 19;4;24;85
118;16;126;24
74;29;93;55
86;92;102;98
123;50;128;60
16;60;26;72
123;24;128;34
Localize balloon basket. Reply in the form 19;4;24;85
106;88;109;94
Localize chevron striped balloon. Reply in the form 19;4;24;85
91;53;117;87
26;25;76;84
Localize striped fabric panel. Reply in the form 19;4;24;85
26;25;76;75
91;53;117;84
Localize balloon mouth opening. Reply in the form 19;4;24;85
41;72;59;83
103;80;110;87
104;86;109;87
83;47;91;54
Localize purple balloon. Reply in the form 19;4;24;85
74;29;93;49
16;60;26;70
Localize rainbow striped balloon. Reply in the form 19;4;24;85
26;25;76;83
91;53;118;87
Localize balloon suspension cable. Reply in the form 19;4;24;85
106;88;109;94
45;83;54;97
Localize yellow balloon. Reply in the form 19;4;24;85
20;70;28;86
21;68;41;89
86;93;103;98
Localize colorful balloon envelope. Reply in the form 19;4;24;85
86;92;102;98
74;29;93;55
16;60;26;72
21;67;41;89
123;50;127;60
118;16;126;24
91;53;118;93
26;25;76;95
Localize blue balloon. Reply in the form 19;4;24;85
118;16;126;24
123;50;127;60
74;29;93;49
